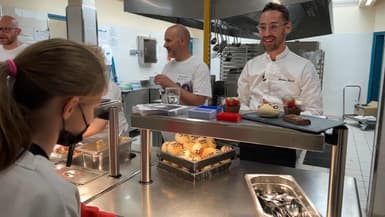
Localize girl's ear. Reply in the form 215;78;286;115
61;96;80;120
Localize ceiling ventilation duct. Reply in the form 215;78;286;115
124;0;333;40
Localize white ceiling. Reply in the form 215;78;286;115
332;0;377;6
332;0;358;3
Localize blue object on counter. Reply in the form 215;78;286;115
131;82;142;90
188;107;217;120
119;83;132;91
197;105;222;113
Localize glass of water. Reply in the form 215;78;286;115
165;87;180;104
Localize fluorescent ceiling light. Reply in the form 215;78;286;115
366;0;375;6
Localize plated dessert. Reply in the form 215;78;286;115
256;103;281;118
223;97;240;113
283;114;311;126
283;97;302;115
254;98;311;126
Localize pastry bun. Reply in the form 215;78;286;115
191;143;203;155
195;137;209;149
175;133;190;144
177;149;191;160
201;147;218;159
256;103;281;118
189;135;200;144
183;142;194;152
166;141;184;156
220;145;232;152
185;154;202;162
161;141;170;153
206;137;217;148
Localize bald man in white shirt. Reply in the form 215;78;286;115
237;2;323;167
0;16;28;61
155;24;212;106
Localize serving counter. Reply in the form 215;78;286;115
87;159;361;217
129;112;348;217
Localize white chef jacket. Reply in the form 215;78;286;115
0;151;80;217
238;47;323;115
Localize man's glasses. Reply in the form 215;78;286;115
257;22;288;33
0;27;17;33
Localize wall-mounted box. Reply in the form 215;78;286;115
137;36;157;64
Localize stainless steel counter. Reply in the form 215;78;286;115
87;160;361;217
131;112;348;217
77;152;141;203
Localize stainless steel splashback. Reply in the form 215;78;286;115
123;0;333;40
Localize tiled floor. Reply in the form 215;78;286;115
297;121;374;217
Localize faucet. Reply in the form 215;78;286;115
95;99;121;177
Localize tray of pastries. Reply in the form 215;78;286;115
158;159;232;182
158;133;238;181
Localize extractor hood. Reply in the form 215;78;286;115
124;0;333;40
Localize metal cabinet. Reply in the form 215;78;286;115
121;88;150;128
121;88;162;146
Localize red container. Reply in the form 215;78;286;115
216;112;242;122
223;105;240;113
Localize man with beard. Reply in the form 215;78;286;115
155;24;211;106
0;16;28;61
237;2;322;167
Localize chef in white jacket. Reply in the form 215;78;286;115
238;48;323;115
237;2;323;167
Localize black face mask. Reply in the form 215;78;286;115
57;104;89;146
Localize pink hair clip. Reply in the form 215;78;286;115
6;59;17;77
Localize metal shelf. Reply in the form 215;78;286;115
131;113;325;151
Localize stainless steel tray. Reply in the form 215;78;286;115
158;145;238;173
50;146;83;164
245;174;322;217
132;103;189;116
76;136;133;156
158;159;232;182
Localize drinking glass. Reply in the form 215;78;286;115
165;87;180;104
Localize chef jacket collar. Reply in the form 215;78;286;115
263;46;290;62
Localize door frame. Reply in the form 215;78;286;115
367;32;385;103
